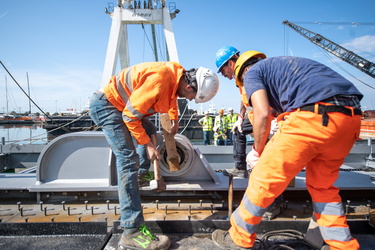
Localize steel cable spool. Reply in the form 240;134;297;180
158;134;195;176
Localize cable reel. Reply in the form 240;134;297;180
158;133;195;177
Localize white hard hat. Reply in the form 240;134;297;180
194;67;220;104
228;107;233;111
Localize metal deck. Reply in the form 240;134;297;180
0;132;374;249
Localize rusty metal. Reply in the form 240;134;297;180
228;174;234;218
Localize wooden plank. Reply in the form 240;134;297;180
160;114;180;171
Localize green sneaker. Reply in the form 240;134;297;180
118;224;170;250
138;171;154;187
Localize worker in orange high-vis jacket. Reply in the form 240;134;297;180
212;51;362;250
89;62;219;250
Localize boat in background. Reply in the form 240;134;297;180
0;114;41;124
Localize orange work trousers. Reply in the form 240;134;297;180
229;108;361;250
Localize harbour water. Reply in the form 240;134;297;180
0;124;48;145
0;124;254;146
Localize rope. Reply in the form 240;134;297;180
178;101;189;122
179;112;195;135
0;61;56;122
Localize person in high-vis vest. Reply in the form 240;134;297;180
199;111;213;145
212;51;362;250
213;124;227;146
89;62;219;250
225;107;238;145
214;109;228;145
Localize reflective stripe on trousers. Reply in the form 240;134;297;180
229;110;361;250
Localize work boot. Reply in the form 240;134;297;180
223;168;248;178
212;229;251;249
118;224;170;250
138;171;154;187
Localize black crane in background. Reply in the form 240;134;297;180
283;20;375;79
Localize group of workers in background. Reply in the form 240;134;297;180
198;107;240;146
89;42;364;249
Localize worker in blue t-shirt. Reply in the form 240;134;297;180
212;52;363;250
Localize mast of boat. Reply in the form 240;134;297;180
5;75;9;115
26;72;31;115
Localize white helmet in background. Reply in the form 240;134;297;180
194;67;220;104
228;107;233;112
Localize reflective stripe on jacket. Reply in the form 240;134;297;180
239;86;250;107
103;62;184;145
226;114;238;129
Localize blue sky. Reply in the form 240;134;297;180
1;0;375;115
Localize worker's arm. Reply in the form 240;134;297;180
250;89;273;155
145;140;160;161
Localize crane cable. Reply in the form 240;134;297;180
318;48;375;90
282;24;375;90
141;23;167;62
0;60;96;144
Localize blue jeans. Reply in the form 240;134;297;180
137;117;157;174
216;137;228;146
203;130;211;145
89;91;146;230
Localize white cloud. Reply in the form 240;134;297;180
342;35;375;53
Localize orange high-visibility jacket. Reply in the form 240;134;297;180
103;62;184;145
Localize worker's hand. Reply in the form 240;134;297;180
246;146;260;169
231;116;243;133
269;118;278;135
170;120;179;135
146;141;160;162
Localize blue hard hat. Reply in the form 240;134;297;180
215;46;239;73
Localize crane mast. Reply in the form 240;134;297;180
283;20;375;79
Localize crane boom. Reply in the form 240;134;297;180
283;20;375;79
